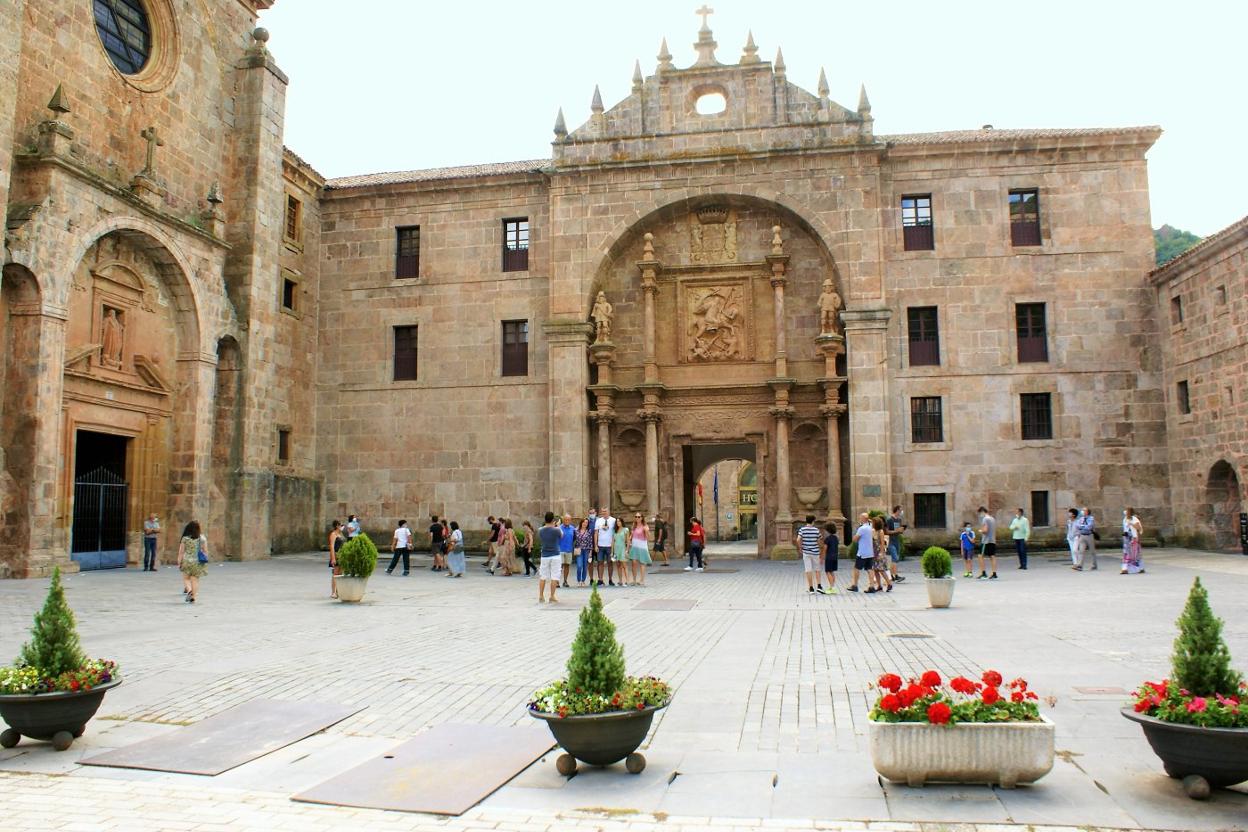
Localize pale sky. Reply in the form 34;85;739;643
260;0;1247;237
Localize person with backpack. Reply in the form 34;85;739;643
177;520;208;604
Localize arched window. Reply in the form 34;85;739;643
95;0;152;75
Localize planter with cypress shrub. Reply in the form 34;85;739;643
0;568;120;751
1122;577;1248;797
336;533;378;602
922;546;955;608
528;588;671;775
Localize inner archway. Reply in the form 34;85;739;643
1205;460;1243;551
684;443;758;558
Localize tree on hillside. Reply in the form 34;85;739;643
1154;225;1202;265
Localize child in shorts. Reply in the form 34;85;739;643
959;522;976;577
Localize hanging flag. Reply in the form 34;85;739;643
713;467;719;504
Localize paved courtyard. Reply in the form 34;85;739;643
2;546;1246;831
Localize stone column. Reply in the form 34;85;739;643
841;308;893;517
640;410;661;518
637;232;662;385
671;441;685;557
765;227;797;558
817;332;847;525
588;341;618;511
594;411;614;511
636;232;664;517
766;226;790;379
26;308;70;576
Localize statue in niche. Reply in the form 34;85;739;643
688;285;744;361
100;307;125;368
591;291;614;343
818;278;843;335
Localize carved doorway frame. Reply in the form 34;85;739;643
670;432;768;559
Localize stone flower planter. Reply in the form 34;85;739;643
1122;709;1248;788
336;576;369;603
530;704;665;775
0;678;121;751
925;577;955;608
869;716;1054;787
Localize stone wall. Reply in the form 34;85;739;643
1152;217;1248;549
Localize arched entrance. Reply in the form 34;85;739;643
1205;460;1244;551
687;445;758;557
583;193;849;558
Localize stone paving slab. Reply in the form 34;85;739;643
1;549;1247;830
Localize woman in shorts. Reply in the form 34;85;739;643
869;516;893;593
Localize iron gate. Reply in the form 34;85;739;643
71;466;129;570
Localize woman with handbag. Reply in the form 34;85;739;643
328;520;344;599
177;520;208;603
446;521;466;577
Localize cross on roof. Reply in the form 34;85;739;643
696;5;714;28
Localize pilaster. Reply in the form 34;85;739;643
841;307;893;517
549;319;594;512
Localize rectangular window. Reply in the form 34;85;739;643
281;277;297;312
395;226;420;279
1177;380;1191;415
501;319;528;376
914;493;947;529
907;306;940;366
900;194;934;251
1015;302;1049;363
1030;491;1050;527
910;396;944;443
1216;285;1228;306
393;325;418;382
1020;392;1053;440
1170;295;1184;325
1008;189;1041;246
284;195;301;242
277;428;290;464
502;217;529;272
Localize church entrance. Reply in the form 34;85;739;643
71;430;130;570
683;442;761;558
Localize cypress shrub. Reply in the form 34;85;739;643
19;567;86;677
1171;577;1242;695
566;588;625;697
920;546;952;579
338;533;379;578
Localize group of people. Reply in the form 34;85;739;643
798;506;910;595
1062;506;1146;575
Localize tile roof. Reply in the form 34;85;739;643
1151;214;1248;278
880;125;1161;145
326;159;549;190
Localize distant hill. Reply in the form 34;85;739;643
1155;225;1202;265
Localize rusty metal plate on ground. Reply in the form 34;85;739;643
82;699;362;775
292;722;554;816
1074;686;1129;695
634;599;697;611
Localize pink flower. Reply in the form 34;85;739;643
1186;697;1207;714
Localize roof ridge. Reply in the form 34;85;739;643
1151;214;1248;277
880;125;1161;145
326;158;550;189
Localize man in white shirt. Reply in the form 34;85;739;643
848;513;874;593
593;507;615;588
387;519;413;576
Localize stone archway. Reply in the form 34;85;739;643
1205;460;1243;551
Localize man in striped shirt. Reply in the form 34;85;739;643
798;515;826;595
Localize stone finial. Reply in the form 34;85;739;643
771;225;784;255
207;181;223;205
858;83;872;116
47;83;71;114
774;47;786;76
657;37;673;72
642;232;655;259
591;84;604;114
252;27;270;45
693;5;718;66
740;30;760;64
632;59;643;93
817;68;829;100
553;108;567;140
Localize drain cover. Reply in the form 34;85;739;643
884;632;936;640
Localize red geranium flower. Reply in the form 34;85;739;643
950;676;977;695
921;670;942;688
879;693;901;713
1009;677;1028;691
899;683;928;707
1186;697;1208;714
982;686;1001;705
1026;691;1038;700
1146;680;1167;697
927;702;952;724
982;670;1003;688
878;673;903;693
1011;690;1024;703
1134;698;1152;713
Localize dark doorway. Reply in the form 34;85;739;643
71;430;130;570
1206;460;1243;551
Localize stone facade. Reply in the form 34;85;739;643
5;8;1229;576
0;0;320;577
1151;216;1248;550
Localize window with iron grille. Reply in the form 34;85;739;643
284;195;301;242
910;396;944;443
502;218;529;272
1015;302;1048;363
501;320;528;376
1030;491;1050;527
907;306;940;366
1020;392;1053;440
901;195;934;251
277;429;291;464
395;226;420;279
1177;380;1191;415
1170;295;1183;326
94;0;151;75
393;326;418;382
1009;189;1041;246
914;493;947;529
